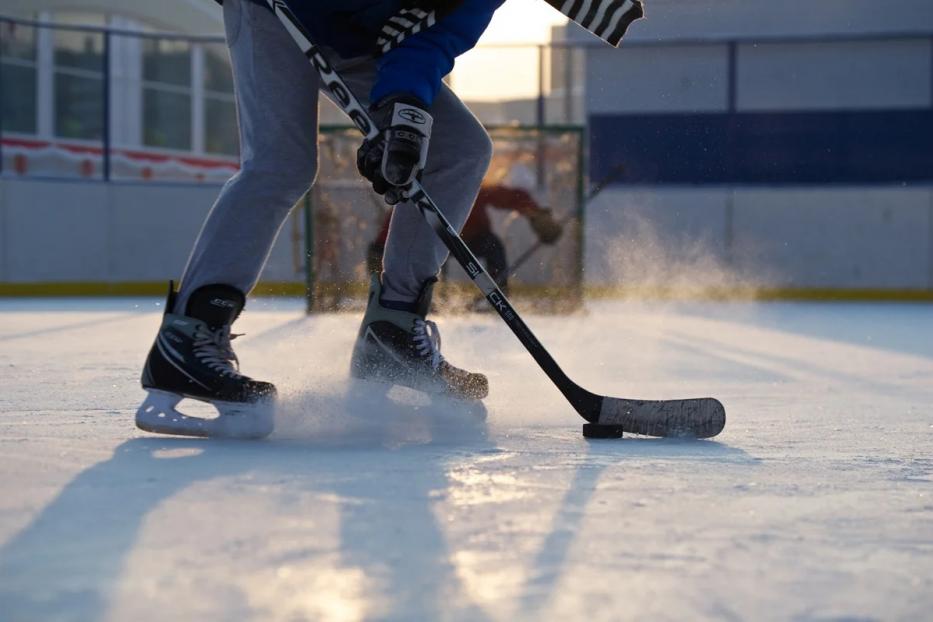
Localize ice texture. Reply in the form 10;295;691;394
1;298;931;621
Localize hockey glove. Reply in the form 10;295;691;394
357;95;433;205
529;208;563;245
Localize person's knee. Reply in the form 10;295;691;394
463;125;493;179
235;157;317;211
431;117;492;183
273;158;318;205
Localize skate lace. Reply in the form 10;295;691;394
412;319;444;370
193;324;243;378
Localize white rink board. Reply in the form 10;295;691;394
0;298;932;621
585;186;933;290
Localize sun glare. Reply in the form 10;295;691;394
452;0;569;101
480;0;568;44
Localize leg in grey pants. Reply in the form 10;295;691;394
177;0;492;309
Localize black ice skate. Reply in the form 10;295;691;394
136;282;276;439
351;275;488;400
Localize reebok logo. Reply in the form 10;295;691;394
398;108;426;124
211;298;236;309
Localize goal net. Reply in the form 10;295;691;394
303;125;584;314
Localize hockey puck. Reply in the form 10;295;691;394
582;423;625;439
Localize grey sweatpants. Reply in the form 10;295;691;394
177;0;492;309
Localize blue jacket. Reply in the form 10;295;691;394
229;0;503;106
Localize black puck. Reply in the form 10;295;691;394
582;423;625;439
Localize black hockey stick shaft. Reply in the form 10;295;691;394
265;1;726;438
502;163;626;283
264;0;602;421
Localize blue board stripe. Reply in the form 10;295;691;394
589;110;933;185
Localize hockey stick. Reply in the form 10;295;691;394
266;0;725;439
501;164;627;285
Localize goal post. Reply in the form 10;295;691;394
303;125;585;314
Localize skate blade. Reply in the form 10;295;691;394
135;389;275;439
347;377;489;424
352;374;485;403
348;378;488;424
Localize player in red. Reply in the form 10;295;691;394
368;181;562;296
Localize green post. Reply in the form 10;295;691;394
575;126;586;308
303;190;316;314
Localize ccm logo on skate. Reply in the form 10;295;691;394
398;108;426;124
211;298;236;309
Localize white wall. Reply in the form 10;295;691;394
731;188;932;288
0;178;302;285
585;37;933;114
567;0;933;42
22;178;928;293
587;44;729;114
585;187;933;290
738;39;932;111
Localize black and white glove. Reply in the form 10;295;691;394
357;95;433;205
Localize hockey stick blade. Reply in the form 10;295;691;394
265;1;727;439
596;396;726;439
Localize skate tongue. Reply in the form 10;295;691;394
185;284;245;329
413;278;437;318
378;277;437;319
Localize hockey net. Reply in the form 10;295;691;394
304;125;584;314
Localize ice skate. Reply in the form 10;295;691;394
351;275;488;401
136;282;276;439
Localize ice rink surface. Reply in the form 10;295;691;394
1;298;931;621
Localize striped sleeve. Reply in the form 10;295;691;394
542;0;644;47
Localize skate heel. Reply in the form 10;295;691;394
135;389;275;440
